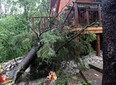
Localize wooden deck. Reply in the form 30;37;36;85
70;26;103;56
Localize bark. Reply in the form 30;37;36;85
10;43;42;83
30;54;38;80
102;0;116;85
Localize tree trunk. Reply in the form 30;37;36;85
11;43;42;83
102;0;116;85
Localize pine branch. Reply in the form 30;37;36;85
60;2;74;29
56;22;97;54
38;0;73;36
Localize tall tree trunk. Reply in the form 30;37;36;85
102;0;116;85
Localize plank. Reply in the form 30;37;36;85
89;63;103;73
69;27;103;34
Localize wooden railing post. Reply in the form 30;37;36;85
96;34;100;56
74;2;79;26
86;9;90;25
98;3;102;26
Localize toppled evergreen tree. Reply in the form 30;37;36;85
8;2;97;83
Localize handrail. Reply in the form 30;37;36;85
73;1;102;27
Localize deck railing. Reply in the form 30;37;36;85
32;16;54;34
32;2;102;33
74;2;102;27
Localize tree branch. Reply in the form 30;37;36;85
56;22;97;54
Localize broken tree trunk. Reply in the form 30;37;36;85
10;42;42;83
102;0;116;85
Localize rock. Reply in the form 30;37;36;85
1;57;22;72
0;65;5;74
61;60;79;75
83;53;103;67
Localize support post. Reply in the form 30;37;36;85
74;2;79;26
96;34;100;56
98;3;102;26
86;10;90;25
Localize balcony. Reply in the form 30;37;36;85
75;2;101;25
32;1;102;56
57;1;102;34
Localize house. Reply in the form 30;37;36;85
32;0;102;56
50;0;102;56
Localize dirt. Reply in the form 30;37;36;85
83;69;102;85
17;69;102;85
67;69;102;85
0;56;103;85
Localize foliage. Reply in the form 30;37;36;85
0;1;98;84
0;0;48;63
54;74;68;85
0;15;31;62
37;70;91;85
0;0;96;69
37;31;62;59
38;81;45;85
77;34;96;55
37;69;68;85
0;32;34;62
37;28;96;63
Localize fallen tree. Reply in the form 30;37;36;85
10;23;96;84
9;2;98;84
10;42;43;83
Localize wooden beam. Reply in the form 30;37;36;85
86;10;90;25
55;0;61;13
89;64;103;73
96;34;101;56
98;4;102;26
50;0;52;13
69;27;102;57
69;27;103;34
74;2;79;26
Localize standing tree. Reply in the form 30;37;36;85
102;0;116;85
